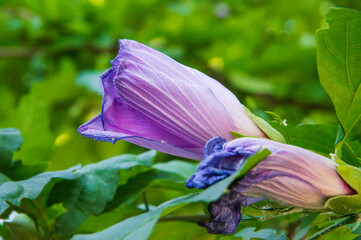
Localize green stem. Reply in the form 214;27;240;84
284;125;292;144
142;192;149;212
305;215;356;240
336;140;344;159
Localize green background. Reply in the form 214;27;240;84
1;0;360;169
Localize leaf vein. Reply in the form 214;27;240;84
345;20;353;94
323;35;345;63
343;83;361;139
325;67;346;78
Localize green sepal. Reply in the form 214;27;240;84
230;131;246;139
243;107;286;143
330;153;347;166
234;148;271;180
265;111;284;123
325;165;361;214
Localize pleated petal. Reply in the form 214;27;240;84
79;39;266;160
78;69;202;160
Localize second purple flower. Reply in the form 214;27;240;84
186;137;355;234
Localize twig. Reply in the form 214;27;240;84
0;47;40;57
142;192;149;212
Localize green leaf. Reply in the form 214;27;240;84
343;141;361;167
269;123;361;167
306;215;358;240
50;151;156;237
293;213;319;240
320;226;359;240
243;107;286;143
106;170;191;210
6;161;49;181
325;164;361;214
78;205;144;234
0;167;79;215
104;161;195;212
2;213;40;240
71;187;223;240
0;61;78;166
316;8;361;152
0;128;49;180
152;160;198;179
0;128;23;171
265;111;284;123
287;124;335;156
232;227;287;240
71;149;271;240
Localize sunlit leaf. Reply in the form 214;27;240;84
317;8;361;152
270;123;361;166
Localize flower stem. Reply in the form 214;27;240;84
142;192;149;212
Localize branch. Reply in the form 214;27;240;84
0;47;39;57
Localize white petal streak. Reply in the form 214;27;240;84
114;61;235;144
114;52;236;137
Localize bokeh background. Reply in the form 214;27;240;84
1;0;360;171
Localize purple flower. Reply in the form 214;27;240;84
186;137;355;234
78;40;266;160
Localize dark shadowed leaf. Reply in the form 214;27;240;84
0;128;23;171
104;160;196;212
152;160;198;179
0;167;79;215
1;213;39;240
50;151;156;237
293;213;319;240
71;149;270;240
269;123;361;166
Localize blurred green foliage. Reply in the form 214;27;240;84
1;0;361;169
